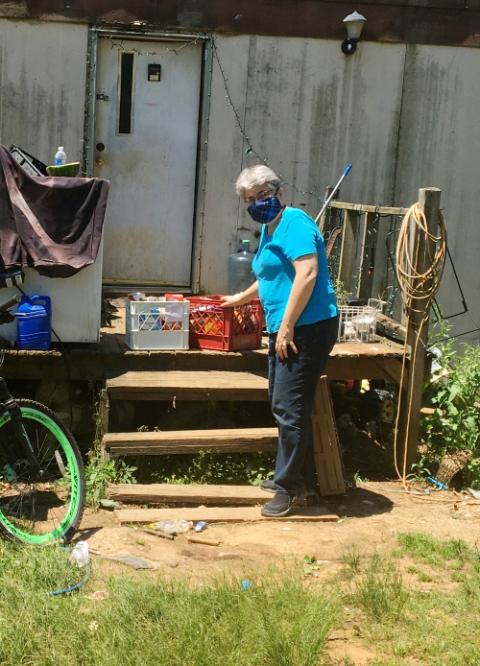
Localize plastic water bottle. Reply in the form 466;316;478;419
228;239;254;294
69;541;90;567
54;146;67;166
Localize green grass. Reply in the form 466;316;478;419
0;543;337;666
2;533;480;665
340;534;480;665
397;531;474;568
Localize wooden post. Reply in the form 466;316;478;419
358;212;380;302
400;188;441;469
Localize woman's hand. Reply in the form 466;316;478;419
275;322;298;360
220;293;245;308
220;281;259;308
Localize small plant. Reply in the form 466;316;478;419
148;450;275;486
342;548;362;575
335;279;350;307
421;333;480;487
85;451;136;509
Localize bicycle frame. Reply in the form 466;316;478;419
0;378;41;474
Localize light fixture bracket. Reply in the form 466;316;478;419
341;38;358;55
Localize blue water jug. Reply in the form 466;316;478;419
16;294;52;350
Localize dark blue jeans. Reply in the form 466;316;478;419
268;316;338;496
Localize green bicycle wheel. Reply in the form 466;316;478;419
0;399;85;545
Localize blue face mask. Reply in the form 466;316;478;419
247;196;283;224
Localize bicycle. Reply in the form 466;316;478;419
0;295;85;545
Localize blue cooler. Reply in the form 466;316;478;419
16;295;52;350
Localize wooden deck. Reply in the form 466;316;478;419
1;298;405;382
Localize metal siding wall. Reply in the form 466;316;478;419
393;44;480;341
200;35;406;293
199;36;251;291
0;19;88;165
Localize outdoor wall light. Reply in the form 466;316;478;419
341;11;367;55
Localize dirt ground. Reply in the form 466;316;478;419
79;481;480;581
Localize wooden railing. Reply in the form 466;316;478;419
320;200;408;314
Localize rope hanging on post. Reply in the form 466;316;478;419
393;203;447;486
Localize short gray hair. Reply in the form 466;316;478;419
235;164;282;197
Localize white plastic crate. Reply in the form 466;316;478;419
125;298;189;350
338;305;378;343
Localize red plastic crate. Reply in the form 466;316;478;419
188;295;264;351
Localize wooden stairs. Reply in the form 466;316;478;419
101;370;345;522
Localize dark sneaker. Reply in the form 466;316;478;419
261;490;298;517
261;480;319;504
260;479;277;493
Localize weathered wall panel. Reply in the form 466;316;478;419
393;44;480;340
200;35;406;293
0;19;88;165
199;36;251;291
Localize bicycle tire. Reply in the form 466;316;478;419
0;399;85;545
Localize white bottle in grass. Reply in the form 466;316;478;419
54;146;67;166
69;540;89;567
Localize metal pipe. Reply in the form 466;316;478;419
314;163;353;225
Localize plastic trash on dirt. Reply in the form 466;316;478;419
155;520;193;536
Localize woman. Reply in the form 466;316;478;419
222;164;338;517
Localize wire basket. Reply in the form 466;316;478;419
338;305;378;343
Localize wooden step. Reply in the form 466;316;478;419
108;483;271;506
106;370;269;401
103;427;277;456
115;506;339;524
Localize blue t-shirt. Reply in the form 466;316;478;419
252;207;338;333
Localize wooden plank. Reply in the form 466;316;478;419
338;210;358;294
104;427;277;456
332;341;404;357
115;506;339;524
2;339;406;383
358;212;380;302
325;355;404;382
330;201;408;216
312;377;346;496
108;483;271;505
106;370;269;401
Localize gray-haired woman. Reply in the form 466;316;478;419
222;165;338;517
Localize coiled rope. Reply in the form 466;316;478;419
393;202;447;488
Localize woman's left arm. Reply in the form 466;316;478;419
275;254;318;359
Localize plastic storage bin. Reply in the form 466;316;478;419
16;294;52;350
125;298;189;350
337;305;378;343
189;295;263;352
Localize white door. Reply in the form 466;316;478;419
94;37;203;286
